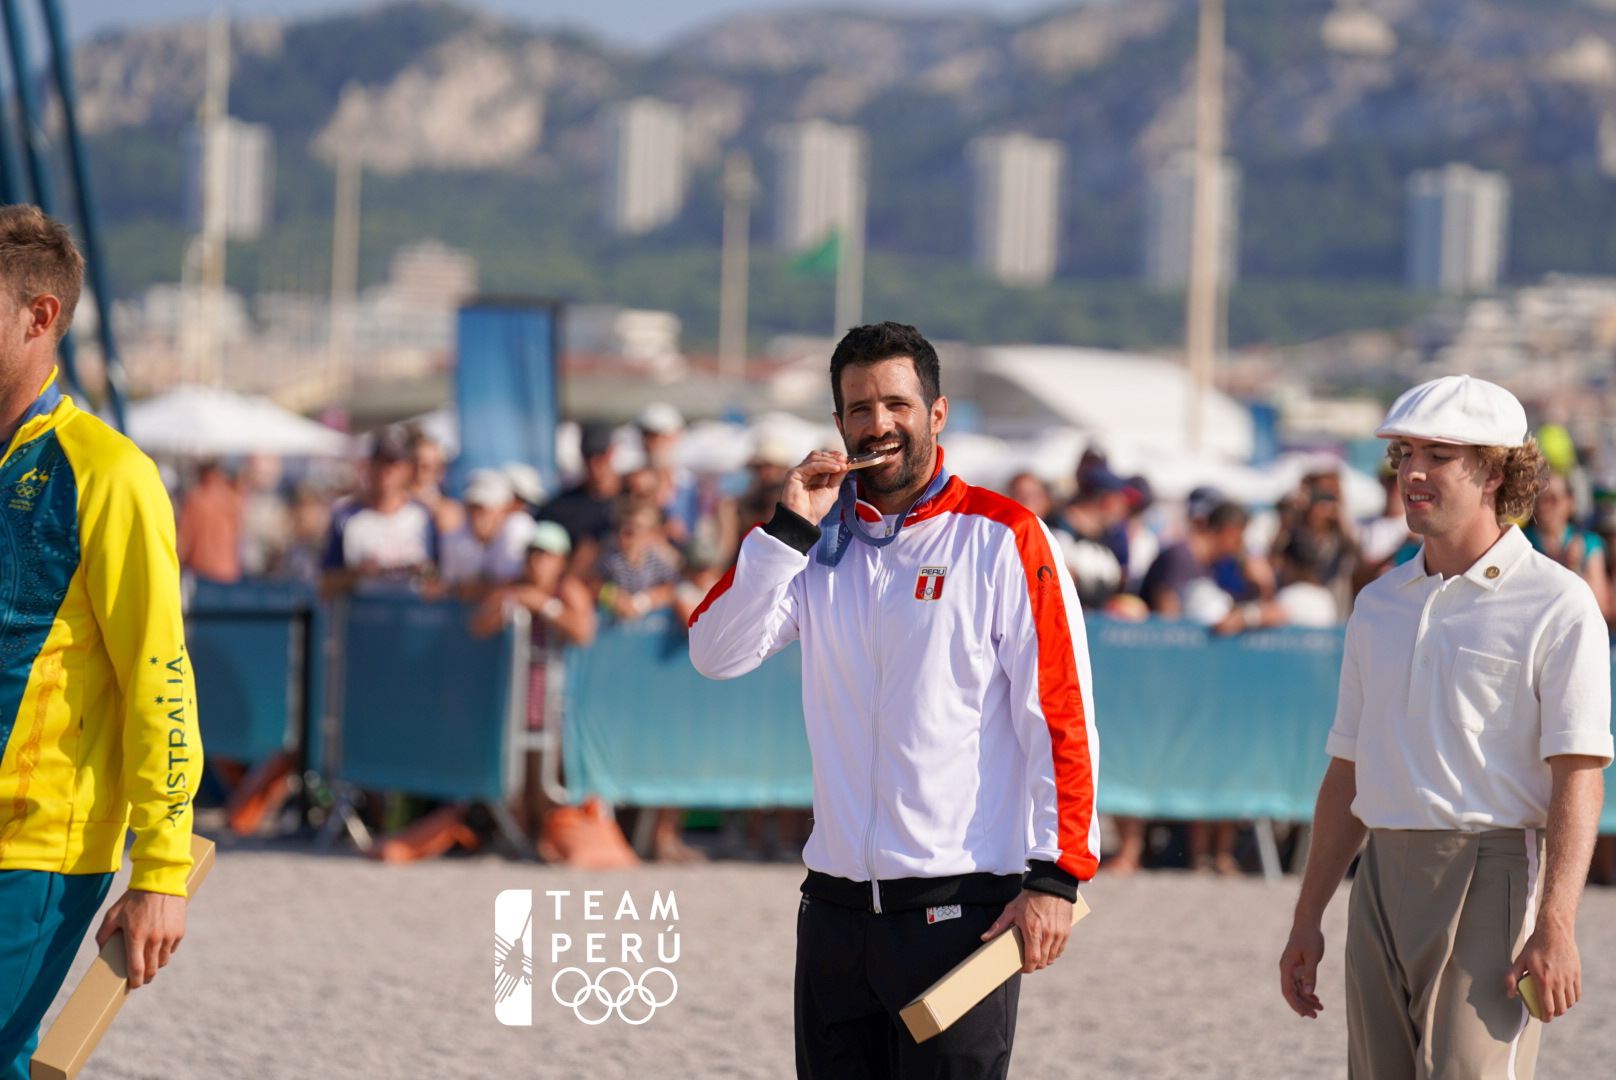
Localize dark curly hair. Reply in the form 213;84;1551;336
829;322;940;415
1386;436;1547;523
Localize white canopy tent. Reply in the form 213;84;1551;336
975;346;1255;463
127;385;350;457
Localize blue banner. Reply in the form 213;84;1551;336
455;301;560;495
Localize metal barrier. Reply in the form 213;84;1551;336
184;594;1616;844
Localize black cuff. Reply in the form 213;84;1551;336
763;503;822;555
1022;860;1080;902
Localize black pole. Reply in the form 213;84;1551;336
0;61;21;205
39;0;124;428
0;0;48;208
0;0;83;404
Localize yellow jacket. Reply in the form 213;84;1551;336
0;374;201;896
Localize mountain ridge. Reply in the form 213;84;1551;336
65;0;1616;348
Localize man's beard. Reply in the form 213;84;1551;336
853;430;933;496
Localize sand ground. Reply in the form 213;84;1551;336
40;836;1616;1080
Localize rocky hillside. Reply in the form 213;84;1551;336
64;0;1616;345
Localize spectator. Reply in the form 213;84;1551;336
239;454;292;578
1007;471;1055;522
472;520;596;847
736;433;796;541
1067;466;1133;573
176;460;243;584
1054;487;1125;610
1526;470;1614;620
675;538;728;627
279;482;331;583
596;499;681;623
1121;475;1160;596
1353;463;1412;592
1269;543;1342;628
637;402;699;547
321;427;438;593
440;469;535;594
536;420;621;576
503;462;546;517
407;427;464;537
1275;472;1357;614
1140;501;1250;622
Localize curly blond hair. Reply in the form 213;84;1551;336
1385;436;1547;524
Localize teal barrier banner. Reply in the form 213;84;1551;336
187;581;316;765
340;596;518;803
1088;621;1343;822
183;591;1615;833
563;612;812;807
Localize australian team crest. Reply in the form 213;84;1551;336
914;566;947;601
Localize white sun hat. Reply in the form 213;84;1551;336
1374;375;1529;448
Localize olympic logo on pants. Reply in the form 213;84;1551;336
550;967;678;1024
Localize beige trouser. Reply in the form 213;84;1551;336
1346;828;1543;1080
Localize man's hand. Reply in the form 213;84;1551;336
1279;921;1326;1018
1507;921;1581;1022
779;451;850;524
981;889;1071;974
94;888;187;989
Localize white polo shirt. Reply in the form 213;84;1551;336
1327;524;1614;831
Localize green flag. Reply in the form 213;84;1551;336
789;230;839;278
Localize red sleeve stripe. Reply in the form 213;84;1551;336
958;488;1098;880
686;525;756;629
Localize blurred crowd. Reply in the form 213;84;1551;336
166;408;1615;878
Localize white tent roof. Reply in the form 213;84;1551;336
977;346;1254;463
127;385;350;457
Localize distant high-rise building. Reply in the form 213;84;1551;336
602;98;686;236
969;134;1063;287
1143;151;1240;288
183;117;274;239
1406;164;1510;295
771;120;865;253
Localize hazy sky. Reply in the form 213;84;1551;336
62;0;1070;47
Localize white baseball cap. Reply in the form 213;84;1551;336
637;401;685;435
463;469;515;509
1374;375;1529;448
503;461;545;506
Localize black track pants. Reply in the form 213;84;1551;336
794;894;1020;1080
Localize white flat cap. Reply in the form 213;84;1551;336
1374;375;1528;448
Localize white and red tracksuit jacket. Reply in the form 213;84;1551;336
689;457;1100;896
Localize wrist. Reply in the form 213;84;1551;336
763;502;822;554
1534;907;1576;938
1290;898;1326;932
1023;859;1080;902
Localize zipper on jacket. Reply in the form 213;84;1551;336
863;535;888;914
